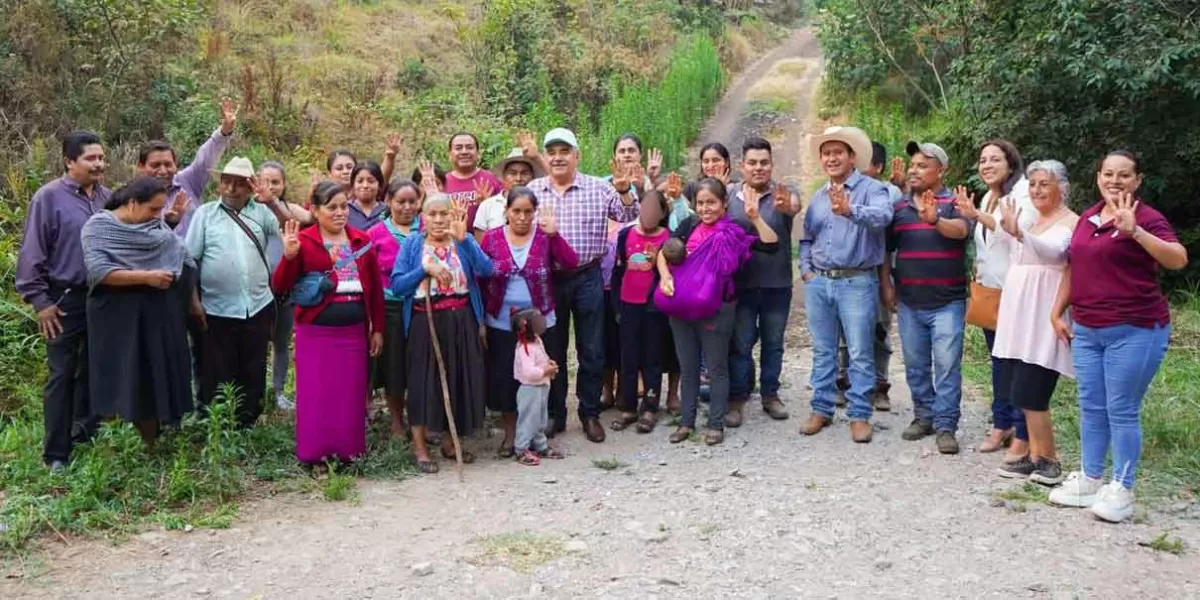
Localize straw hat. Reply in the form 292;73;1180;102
211;156;255;180
808;126;873;172
492;148;545;179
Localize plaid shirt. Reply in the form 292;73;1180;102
528;173;638;266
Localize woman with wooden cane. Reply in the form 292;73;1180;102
390;192;493;474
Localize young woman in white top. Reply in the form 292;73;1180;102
955;140;1037;461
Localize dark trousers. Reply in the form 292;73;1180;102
671;302;737;430
198;304;275;428
549;265;605;422
618;302;666;413
43;287;91;463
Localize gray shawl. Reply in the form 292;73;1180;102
81;211;195;289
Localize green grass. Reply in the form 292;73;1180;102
964;294;1200;502
1141;531;1186;555
994;482;1051;505
742;98;795;120
591;457;627;471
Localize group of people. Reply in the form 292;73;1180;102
17;98;1186;523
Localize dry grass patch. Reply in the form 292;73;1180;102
475;532;566;573
771;58;809;78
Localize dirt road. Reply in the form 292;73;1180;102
6;28;1200;600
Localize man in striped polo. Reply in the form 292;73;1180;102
880;141;972;454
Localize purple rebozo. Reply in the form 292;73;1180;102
654;217;754;321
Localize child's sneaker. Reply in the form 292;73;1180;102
515;449;541;466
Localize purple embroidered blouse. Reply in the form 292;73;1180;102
480;226;579;319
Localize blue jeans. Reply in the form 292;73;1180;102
897;300;966;433
549;266;606;421
983;328;1026;440
806;273;878;421
1073;322;1170;489
730;287;793;399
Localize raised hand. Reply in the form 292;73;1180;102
890;157;906;187
282;220;301;259
384;133;403;157
250;176;275;204
715;165;731;187
743;185;762;221
449;199;469;242
143;270;175;290
419;160;440;195
829;183;851;217
219;97;238;136
999;197;1023;239
309;168;322;196
627;162;646;191
164;189;190;222
473;177;494;204
647;148;663;182
665;172;684;199
773;182;797;216
539;203;557;236
1108;191;1138;235
916;189;939;224
610;159;631;193
517;130;539;158
953;185;978;220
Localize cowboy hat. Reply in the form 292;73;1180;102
211;156;255;180
809;126;873;173
492;148;545;180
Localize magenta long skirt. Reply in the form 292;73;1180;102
295;322;368;463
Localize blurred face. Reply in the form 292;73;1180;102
353;170;380;204
258;167;287;202
328;155;355;187
701;149;728;177
695;187;726;224
1027;170;1063;214
218;175;254;203
978;145;1011;188
614;138;642;166
450;135;480;171
66;144;106;187
906;153;944;193
506;196;536;236
501;161;535;190
423;202;451;240
138;150;178;185
819;141;854;180
639;195;665;231
1097;155;1142;203
389;186;419;225
544;143;578;179
316;192;349;234
127;192;167;224
741;149;773;189
864;162;883;179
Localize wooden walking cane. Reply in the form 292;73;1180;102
423;277;464;481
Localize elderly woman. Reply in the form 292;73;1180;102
391;193;494;473
367;180;422;437
272;181;385;464
955;140;1037;459
480;186;577;457
657;178;779;446
81;177;196;447
1047;150;1188;522
988;160;1078;485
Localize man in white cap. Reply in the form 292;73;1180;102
797;126;894;443
528;127;639;443
185;156;296;428
882;140;972;454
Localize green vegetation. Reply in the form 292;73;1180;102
814;0;1200;287
994;482;1050;506
590;457;627;471
1142;531;1186;556
475;531;565;573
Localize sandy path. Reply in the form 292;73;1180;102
5;28;1200;600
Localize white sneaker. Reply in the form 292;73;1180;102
275;393;295;410
1048;471;1104;507
1090;481;1135;523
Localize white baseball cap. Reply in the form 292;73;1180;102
542;128;579;150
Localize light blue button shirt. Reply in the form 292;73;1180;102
799;170;894;275
186;199;280;319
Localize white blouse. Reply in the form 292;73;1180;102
972;177;1038;289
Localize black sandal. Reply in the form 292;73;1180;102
416;459;439;474
538;446;565;459
441;448;476;464
610;412;638;431
635;411;657;433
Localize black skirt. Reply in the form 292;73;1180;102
87;266;196;424
486;324;559;413
375;301;408;397
407;305;486;435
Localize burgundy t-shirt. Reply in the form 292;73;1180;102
1068;200;1177;329
444;169;503;229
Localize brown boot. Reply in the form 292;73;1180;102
872;382;892;412
584;418;606;443
761;396;789;420
725;400;746;428
799;414;831;436
850;421;873;443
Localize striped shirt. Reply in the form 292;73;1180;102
887;187;971;309
528;173;638;266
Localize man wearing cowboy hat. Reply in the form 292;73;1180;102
473;147;546;238
186;156;294;428
798;126;894;443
